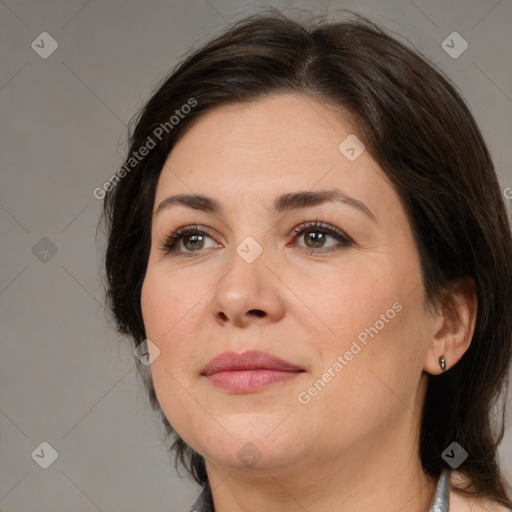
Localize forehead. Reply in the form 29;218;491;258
155;93;394;213
166;93;357;169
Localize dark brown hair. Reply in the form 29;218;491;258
101;9;512;507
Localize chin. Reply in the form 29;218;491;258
195;420;308;471
203;439;300;473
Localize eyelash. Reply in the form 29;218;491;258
159;220;353;257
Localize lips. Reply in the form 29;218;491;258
201;350;304;393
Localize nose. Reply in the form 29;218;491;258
208;243;286;328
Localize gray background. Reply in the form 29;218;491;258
1;0;511;511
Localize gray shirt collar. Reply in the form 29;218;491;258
187;468;451;512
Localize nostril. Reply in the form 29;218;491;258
249;309;265;317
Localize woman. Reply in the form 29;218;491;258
102;9;512;511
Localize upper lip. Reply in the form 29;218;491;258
201;350;303;376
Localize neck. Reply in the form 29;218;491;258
207;456;437;512
205;407;437;512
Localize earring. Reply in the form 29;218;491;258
439;355;446;371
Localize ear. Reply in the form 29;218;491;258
424;276;478;375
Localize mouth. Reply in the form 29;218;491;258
201;350;305;393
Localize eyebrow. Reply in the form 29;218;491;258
155;188;376;221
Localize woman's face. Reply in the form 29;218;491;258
141;93;437;476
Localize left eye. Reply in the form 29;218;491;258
290;222;352;251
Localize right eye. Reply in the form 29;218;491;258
160;225;221;256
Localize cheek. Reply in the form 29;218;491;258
140;269;196;370
301;301;427;440
292;260;399;347
140;270;203;438
141;272;170;340
298;259;427;401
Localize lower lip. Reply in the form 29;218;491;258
206;369;302;393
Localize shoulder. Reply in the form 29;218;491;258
449;471;511;512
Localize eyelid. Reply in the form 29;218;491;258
289;220;352;242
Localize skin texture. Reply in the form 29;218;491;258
140;93;479;512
